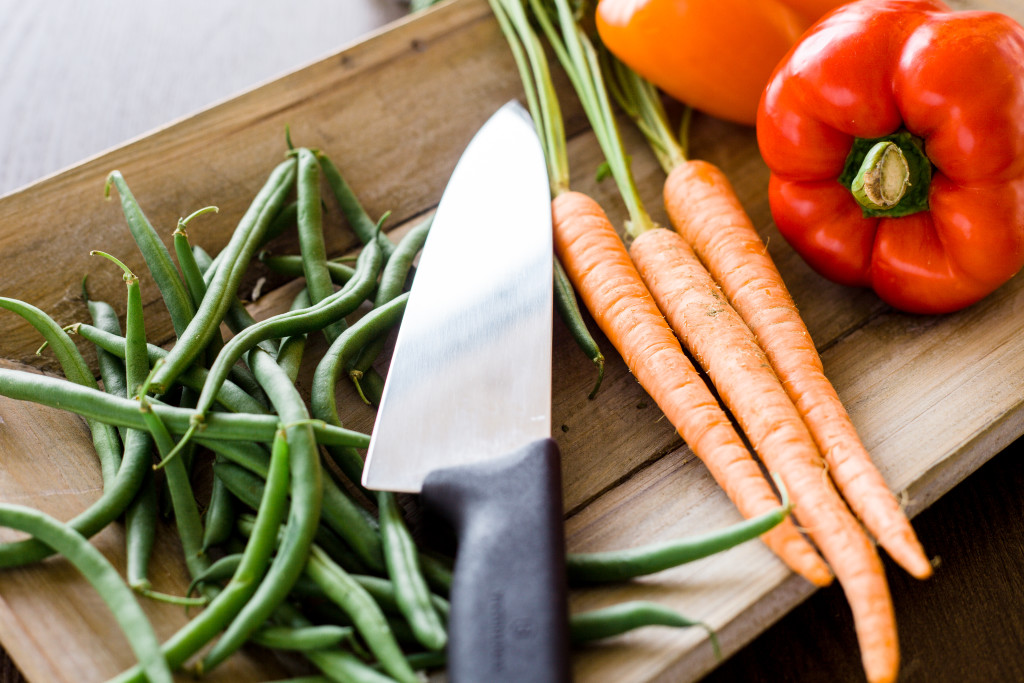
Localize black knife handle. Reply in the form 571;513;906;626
422;438;570;683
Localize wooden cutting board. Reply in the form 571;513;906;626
1;0;1022;681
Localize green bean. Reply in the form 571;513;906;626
110;429;293;683
217;456;384;574
295;147;345;341
172;206;220;309
315;150;395;260
198;349;324;673
252;624;356;652
172;207;231;370
309;293;409;486
0;503;173;683
348;217;431;404
305;545;418;683
350;573;449;619
276;288;311;385
170;237;382;465
90;252;149;395
554;255;604;399
192;243;278;373
568;601;719;656
0;367;368;446
82;292;158;591
69;323;266;415
93;252;163;594
202;476;236;552
104;170;196;335
202;200;299;289
305;649;401;683
82;287;128;474
124;464;159;591
260;251;357;285
139;385;209;580
567;480;792;583
378;491;447;651
0;301;153;569
0;296;122;483
149;156;297;394
212;460;270;510
186;552;243;597
82;282;129;441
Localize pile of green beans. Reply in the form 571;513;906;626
0;141;794;681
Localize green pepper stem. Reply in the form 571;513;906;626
850;141;910;211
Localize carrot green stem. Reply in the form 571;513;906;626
488;0;570;195
527;0;655;237
601;49;688;173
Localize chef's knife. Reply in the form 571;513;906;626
362;100;569;682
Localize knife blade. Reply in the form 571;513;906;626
363;100;569;682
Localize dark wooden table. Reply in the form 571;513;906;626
1;1;1022;681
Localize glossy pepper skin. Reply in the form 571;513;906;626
757;0;1024;314
595;0;848;126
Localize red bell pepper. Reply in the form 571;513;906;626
757;0;1024;314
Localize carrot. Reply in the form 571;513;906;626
664;162;932;582
630;227;898;682
604;50;932;582
554;191;832;587
540;16;902;681
490;0;832;587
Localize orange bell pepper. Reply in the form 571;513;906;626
595;0;848;126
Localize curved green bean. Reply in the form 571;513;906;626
139;387;209;580
315;150;395;260
105;170;195;335
216;455;384;574
82;283;129;448
95;252;163;593
201;476;236;552
259;251;356;285
110;429;292;683
0;296;122;484
309;292;409;485
0;503;173;683
378;490;446;651
191;244;273;398
171;237;382;464
276;288;311;385
149;156;296;394
569;601;719;656
304;545;418;683
252;624;356;652
305;649;401;683
348;217;431;404
173;206;220;309
0;367;368;446
554;255;604;399
567;480;792;583
69;323;266;415
198;349;324;673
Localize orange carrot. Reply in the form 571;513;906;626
602;50;929;581
664;160;932;581
493;0;831;593
630;226;898;682
553;191;832;586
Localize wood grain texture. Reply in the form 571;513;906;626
0;0;1023;681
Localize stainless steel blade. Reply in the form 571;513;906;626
363;100;553;493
